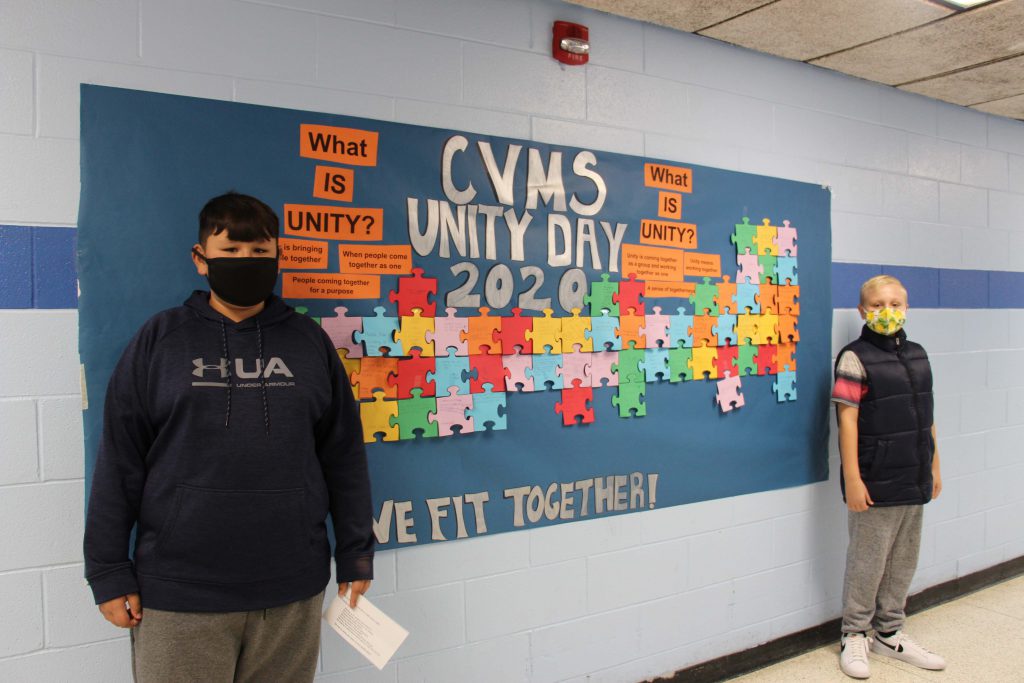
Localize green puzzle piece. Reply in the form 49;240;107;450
294;306;321;325
584;273;619;316
737;345;758;377
758;254;778;283
391;387;438;439
730;217;757;255
668;347;693;382
613;346;646;383
611;380;646;417
689;276;719;316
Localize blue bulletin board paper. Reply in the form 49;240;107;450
79;86;832;549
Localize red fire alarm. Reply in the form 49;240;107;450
552;21;589;65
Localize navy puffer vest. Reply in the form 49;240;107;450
837;325;934;506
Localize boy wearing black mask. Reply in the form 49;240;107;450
84;192;374;682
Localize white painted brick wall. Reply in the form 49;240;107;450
1;0;1023;680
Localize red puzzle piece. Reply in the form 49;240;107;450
754;344;778;376
388;348;436;399
714;344;739;378
555;378;594;426
614;273;645;315
388;267;437;316
468;353;509;394
495;307;533;355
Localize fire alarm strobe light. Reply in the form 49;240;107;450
552;21;589;65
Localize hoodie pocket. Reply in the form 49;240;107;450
156;485;311;584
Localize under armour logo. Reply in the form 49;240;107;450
192;357;229;379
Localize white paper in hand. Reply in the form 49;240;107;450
322;592;409;670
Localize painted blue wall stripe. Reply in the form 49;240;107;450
1;226;1022;310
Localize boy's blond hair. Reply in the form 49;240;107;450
859;275;908;305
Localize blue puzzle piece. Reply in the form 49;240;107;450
468;383;507;430
736;283;760;314
641;347;670;382
526;354;563;390
776;256;798;285
668;307;693;348
773;370;797;402
585;310;621;351
353;306;399;356
428;355;470;396
715;313;738;345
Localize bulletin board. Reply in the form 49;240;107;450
79;86;832;549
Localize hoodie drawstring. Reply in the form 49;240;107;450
219;318;233;429
256;319;270;435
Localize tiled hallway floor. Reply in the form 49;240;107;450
728;573;1024;682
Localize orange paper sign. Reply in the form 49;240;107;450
645;281;697;298
339;244;412;275
640;219;698;250
282;273;380;299
658;192;682;219
284;204;383;241
299;124;379;166
683;252;722;278
278;237;328;269
312;165;354;202
644;163;692;193
621;244;685;282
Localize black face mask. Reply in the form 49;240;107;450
193;249;279;307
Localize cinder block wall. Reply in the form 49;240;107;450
1;1;1022;681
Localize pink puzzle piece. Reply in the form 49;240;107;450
428;307;469;356
436;386;474;436
503;353;535;392
640;305;671;348
777;220;797;257
561;352;593;387
590;350;619;387
736;253;763;285
714;371;745;413
321;306;363;358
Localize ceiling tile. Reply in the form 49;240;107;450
971;93;1024;119
901;54;1024;105
809;0;1024;85
565;0;772;33
699;0;951;62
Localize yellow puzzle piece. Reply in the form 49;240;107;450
527;308;563;354
395;308;435;356
561;308;593;352
359;389;399;443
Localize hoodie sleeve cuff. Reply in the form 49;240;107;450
335;551;375;583
88;566;140;605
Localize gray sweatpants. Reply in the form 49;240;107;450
130;591;324;683
841;505;923;634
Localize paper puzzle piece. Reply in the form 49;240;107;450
586;309;621;351
614;273;645;315
736;283;760;314
468;383;507;430
527;308;563;354
716;275;737;314
755;312;779;345
322;306;363;359
735;314;759;346
754;344;778;376
613;347;646;384
616;312;646;350
359;390;399;443
773;370;797;402
777;285;800;316
388;267;437;317
714;372;745;413
736;253;763;285
590;351;619;387
392;387;438;440
640;306;671;348
337;348;361;388
689;346;718;380
754;218;778;256
526;353;564;390
690;277;719;315
777;220;797;256
668;307;694;349
737;345;758;377
585;273;619;316
354;306;399;356
468;354;510;394
396;308;435;357
429;355;470;396
561;308;593;352
388;348;436;399
758;283;778;314
778;313;800;343
561;352;592;387
668;347;693;382
555;378;595;426
350;357;398;399
462;307;502;355
776;256;798;285
495;307;533;355
428;307;469;357
502;353;534;392
714;344;739;378
690;315;718;348
611;380;646;418
715;313;738;346
435;386;474;436
641;347;670;382
758;253;778;284
776;341;797;372
730;217;758;255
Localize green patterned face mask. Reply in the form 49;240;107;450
865;307;906;336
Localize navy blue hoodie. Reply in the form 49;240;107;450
84;291;373;612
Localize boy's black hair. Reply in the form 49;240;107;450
198;192;279;245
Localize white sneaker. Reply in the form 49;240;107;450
871;630;946;670
840;632;871;679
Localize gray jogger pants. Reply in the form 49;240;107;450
841;505;923;634
130;590;325;683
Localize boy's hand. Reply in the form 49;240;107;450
98;593;142;628
846;478;873;512
932;465;942;500
339;580;372;608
